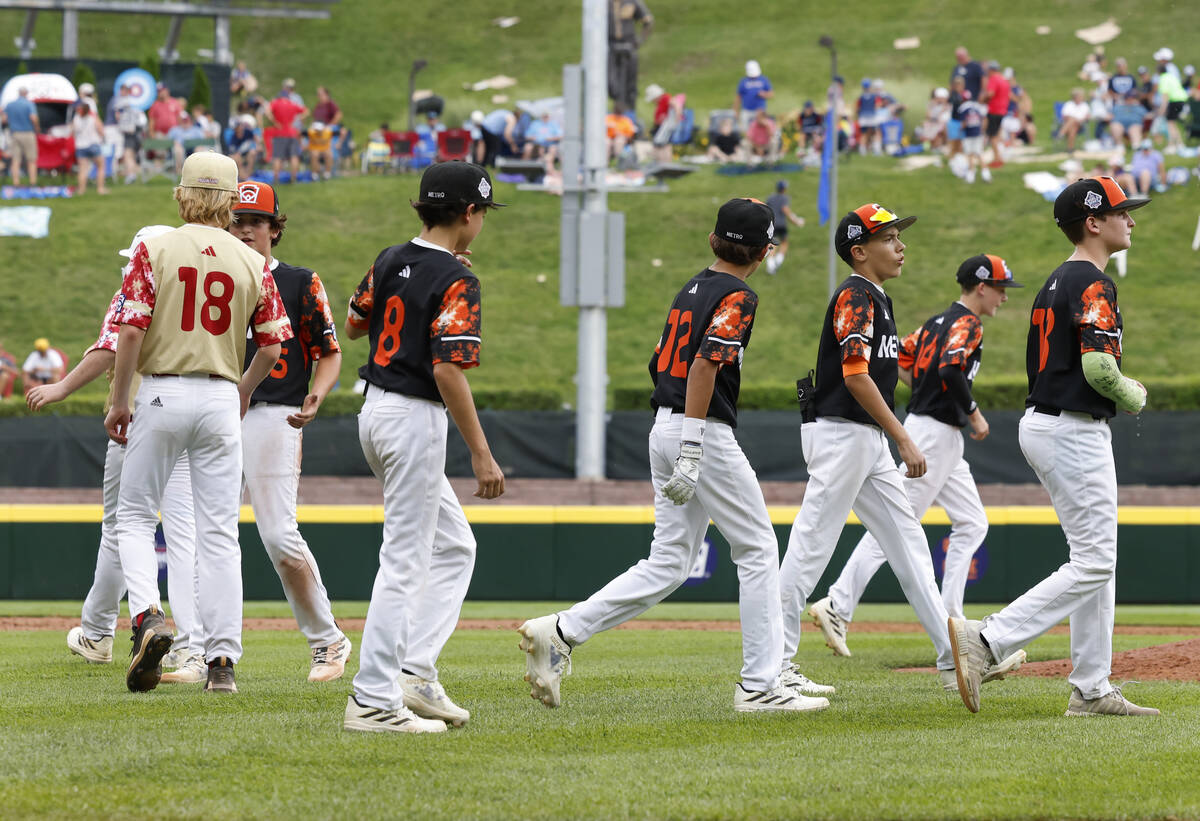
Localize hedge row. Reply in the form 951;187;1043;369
4;377;1198;418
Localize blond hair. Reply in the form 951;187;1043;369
174;186;238;228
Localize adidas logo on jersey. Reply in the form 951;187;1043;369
688;283;698;294
398;265;411;278
201;246;217;257
935;316;945;324
150;397;163;407
1049;279;1058;291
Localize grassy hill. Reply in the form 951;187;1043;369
2;0;1198;409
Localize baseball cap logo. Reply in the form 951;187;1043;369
975;264;990;280
478;177;491;198
239;184;259;204
868;205;897;223
766;222;775;239
1083;190;1103;210
846;224;863;240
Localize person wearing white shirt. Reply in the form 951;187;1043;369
22;339;64;390
1060;89;1091;152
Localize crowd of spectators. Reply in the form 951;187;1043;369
0;338;66;398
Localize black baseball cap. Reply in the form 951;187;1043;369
415;161;506;208
835;203;916;263
955;253;1023;288
714;197;778;246
1053;176;1148;226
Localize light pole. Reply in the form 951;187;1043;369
407;59;428;133
819;36;839;301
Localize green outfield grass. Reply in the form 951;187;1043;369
2;601;1198;819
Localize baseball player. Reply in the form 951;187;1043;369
777;204;1025;691
519;198;830;714
227;180;351;683
809;253;1022;687
763;179;805;275
949;177;1158;716
105;152;291;695
26;225;204;680
342;161;505;734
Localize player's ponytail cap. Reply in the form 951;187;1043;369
835;203;916;259
119;224;174;258
178;151;238;192
714;197;778;247
415;160;506;208
1053;176;1149;226
234;180;280;219
955;253;1023;288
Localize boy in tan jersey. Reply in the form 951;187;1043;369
105;152;291;695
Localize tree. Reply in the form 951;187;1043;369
188;65;212;113
139;53;161;81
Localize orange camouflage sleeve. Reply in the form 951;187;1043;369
939;314;982;369
346;266;376;332
251;266;294;346
1075;280;1121;357
832;285;874;362
299;272;340;360
430;277;481;368
115;243;156;330
697;290;757;364
897;327;921;370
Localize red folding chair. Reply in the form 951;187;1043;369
436;129;471;161
384;130;419;172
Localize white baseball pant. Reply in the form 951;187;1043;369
779;417;954;670
557;408;784;692
242;403;343;649
827;413;988;621
116;374;244;663
981;408;1117;700
81;439;202;651
352;386;477;711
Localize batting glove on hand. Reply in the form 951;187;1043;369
661;441;703;505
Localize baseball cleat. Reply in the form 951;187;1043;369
780;663;836;696
734;682;829;713
67;627;113;664
1064;686;1160;717
939;669;959;692
162;646;189;670
983;650;1026;684
160;653;206;684
401;676;470;727
204;657;238;694
126;606;173;692
308;636;353;682
808;597;851;657
947;617;998;713
343;695;447;734
517;615;572;708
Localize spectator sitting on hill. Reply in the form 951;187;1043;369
1004;72;1036;145
1059;88;1091;153
1089;77;1115;146
167;111;208;173
523;110;563;163
1109;88;1145;147
646;83;669;131
148;83;183;137
605;107;636;163
22;338;64;393
796;100;824;155
229;115;260;178
1089;159;1136;197
745;109;778;162
0;341;19;398
1079;51;1104;82
706;115;742;163
650;91;686;162
475;108;518;166
308;120;335;179
230;60;258;99
1129;139;1167;194
1108;58;1137;103
916;87;951;149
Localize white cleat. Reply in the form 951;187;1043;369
517;615;572;708
343;695;447;734
402;676;470;727
160;653;206;683
780;663;836;696
808;597;851;657
308;636;353;683
734;682;829;713
67;627;113;664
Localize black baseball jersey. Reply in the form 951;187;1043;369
649;269;757;427
348;240;481;403
813;274;899;425
899;302;983;428
245;261;340;406
1025;260;1123;419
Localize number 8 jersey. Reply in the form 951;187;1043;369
648;268;757;427
1025;259;1123;419
348;238;482;401
118;224;292;382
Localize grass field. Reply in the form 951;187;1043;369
1;1;1199;408
2;601;1198;819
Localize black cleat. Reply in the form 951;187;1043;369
205;657;238;694
126;605;173;692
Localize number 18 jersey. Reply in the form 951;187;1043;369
648;269;757;428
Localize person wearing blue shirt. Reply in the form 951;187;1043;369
735;60;773;132
522;111;562;162
2;87;40;185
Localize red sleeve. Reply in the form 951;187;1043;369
1075;280;1122;356
251;266;294;346
116;242;156;330
832;285;874;362
697;290;757;364
89;291;125;354
299;272;340;360
346;266;375;331
897;327;921;370
939;314;982;369
430;278;481;369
